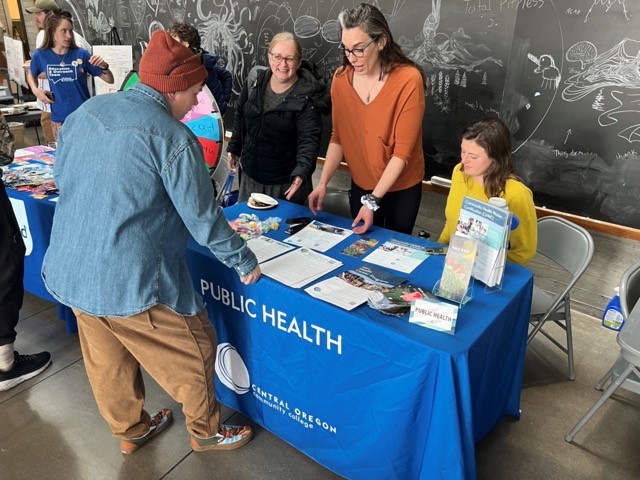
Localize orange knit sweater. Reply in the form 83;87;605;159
330;65;425;191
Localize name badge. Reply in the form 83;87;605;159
409;298;458;334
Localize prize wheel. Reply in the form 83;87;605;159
120;71;224;175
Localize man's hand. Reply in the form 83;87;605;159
240;265;261;285
284;176;303;201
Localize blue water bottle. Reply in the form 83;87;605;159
602;287;624;331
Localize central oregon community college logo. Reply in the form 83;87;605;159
215;343;250;394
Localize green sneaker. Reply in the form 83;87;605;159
120;409;173;455
190;424;253;451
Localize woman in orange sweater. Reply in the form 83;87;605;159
308;3;425;235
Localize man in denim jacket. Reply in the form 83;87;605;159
42;30;260;454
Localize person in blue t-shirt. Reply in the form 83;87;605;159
27;11;113;140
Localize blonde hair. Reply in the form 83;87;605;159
268;32;302;59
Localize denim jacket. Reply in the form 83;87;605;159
42;83;257;317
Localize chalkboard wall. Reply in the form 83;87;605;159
54;0;640;229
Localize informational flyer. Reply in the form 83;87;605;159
305;277;370;311
246;236;294;264
363;239;430;274
284;220;352;252
93;45;133;95
260;248;342;288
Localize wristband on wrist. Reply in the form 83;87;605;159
361;193;381;211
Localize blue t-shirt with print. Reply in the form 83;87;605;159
30;48;102;123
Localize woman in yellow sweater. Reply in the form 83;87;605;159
438;117;538;265
308;3;425;235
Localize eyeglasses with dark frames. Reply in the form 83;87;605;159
166;48;204;75
269;52;299;65
338;36;379;58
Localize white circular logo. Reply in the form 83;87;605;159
215;343;250;394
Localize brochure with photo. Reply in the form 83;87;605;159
368;284;437;317
437;235;478;304
339;265;407;291
455;196;510;287
341;237;379;257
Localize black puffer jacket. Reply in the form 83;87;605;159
227;62;330;185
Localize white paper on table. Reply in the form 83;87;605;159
246;236;294;264
261;248;342;288
284;220;352;252
305;277;370;311
363;239;429;274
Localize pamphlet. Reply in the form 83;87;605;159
260;248;342;288
305;277;371;311
362;239;430;274
338;265;407;291
454;196;510;287
436;235;478;303
246;236;294;263
341;237;379;257
305;264;407;311
284;220;353;252
368;284;437;317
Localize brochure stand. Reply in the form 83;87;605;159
432;278;474;308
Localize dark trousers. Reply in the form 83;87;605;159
349;181;422;235
0;179;25;346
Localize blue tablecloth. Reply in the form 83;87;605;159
186;201;533;480
5;188;77;333
7;187;533;478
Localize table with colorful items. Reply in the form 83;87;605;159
4;153;533;478
2;147;77;331
186;200;534;480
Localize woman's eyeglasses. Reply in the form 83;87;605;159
338;36;379;58
166;49;204;75
269;53;298;65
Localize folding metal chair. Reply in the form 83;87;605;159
565;260;640;442
528;216;594;380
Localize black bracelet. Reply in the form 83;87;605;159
101;64;110;71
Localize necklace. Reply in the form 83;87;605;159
359;72;381;103
53;49;69;66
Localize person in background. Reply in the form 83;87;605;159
26;0;92;145
227;31;330;205
168;22;232;115
41;30;259;455
27;11;113;140
0;112;51;392
438;117;538;265
307;3;425;235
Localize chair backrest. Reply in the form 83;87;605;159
321;188;351;218
620;260;640;318
536;216;594;309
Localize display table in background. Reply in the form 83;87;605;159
186;200;534;480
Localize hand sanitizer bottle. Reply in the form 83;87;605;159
602;287;624;331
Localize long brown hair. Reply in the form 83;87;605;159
461;117;520;198
337;3;424;83
40;11;78;50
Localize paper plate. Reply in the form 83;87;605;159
248;193;278;209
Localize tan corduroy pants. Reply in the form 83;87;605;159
74;304;220;440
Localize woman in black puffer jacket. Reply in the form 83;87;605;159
227;32;331;205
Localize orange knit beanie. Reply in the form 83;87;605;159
139;30;207;93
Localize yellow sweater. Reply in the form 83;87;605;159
438;164;538;266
